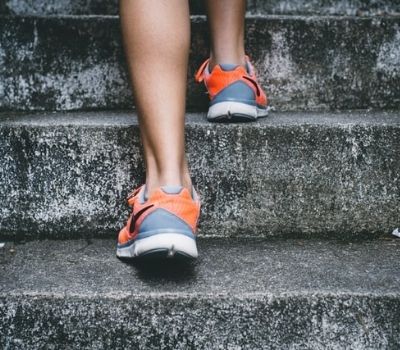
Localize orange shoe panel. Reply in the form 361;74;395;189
118;187;200;245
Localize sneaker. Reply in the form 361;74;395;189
195;56;269;122
117;185;201;259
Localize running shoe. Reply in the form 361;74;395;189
117;185;201;259
195;56;269;122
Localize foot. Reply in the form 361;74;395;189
117;185;201;259
195;56;269;122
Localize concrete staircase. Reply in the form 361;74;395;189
1;1;399;349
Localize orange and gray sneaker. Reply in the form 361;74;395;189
117;185;201;259
195;55;269;122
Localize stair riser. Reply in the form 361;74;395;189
0;16;399;111
1;295;399;349
1;113;399;239
2;0;400;16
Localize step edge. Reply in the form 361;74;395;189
1;13;400;21
1;110;400;126
2;290;400;300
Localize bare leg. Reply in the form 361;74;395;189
119;0;191;195
205;0;247;69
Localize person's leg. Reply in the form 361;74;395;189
195;0;268;122
117;1;200;259
205;0;247;69
119;0;191;195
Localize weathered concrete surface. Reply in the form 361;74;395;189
0;111;399;240
0;16;399;111
2;0;400;16
245;0;400;16
0;238;399;349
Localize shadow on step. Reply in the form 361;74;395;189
120;257;198;283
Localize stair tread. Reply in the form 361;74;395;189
1;238;399;297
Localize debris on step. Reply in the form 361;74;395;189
392;228;400;238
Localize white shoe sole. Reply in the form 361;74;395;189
116;233;198;259
207;101;269;122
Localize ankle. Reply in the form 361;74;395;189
209;52;246;70
145;170;192;197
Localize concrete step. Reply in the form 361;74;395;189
0;15;399;112
2;0;400;16
1;238;399;349
1;110;399;240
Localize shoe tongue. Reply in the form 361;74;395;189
219;63;240;72
161;185;184;195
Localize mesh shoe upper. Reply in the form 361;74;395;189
118;186;201;247
195;56;268;108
